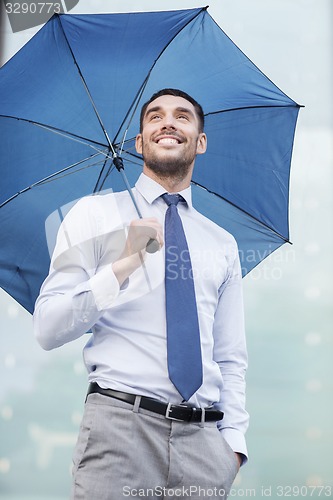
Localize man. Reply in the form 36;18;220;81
33;89;248;499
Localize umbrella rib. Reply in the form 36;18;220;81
58;15;117;156
190;180;291;244
93;151;113;193
115;75;150;151
114;6;209;147
0;151;104;209
205;103;301;118
34;122;106;153
0;114;108;149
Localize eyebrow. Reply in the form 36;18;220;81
145;106;196;119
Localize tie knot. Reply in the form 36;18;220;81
162;193;183;207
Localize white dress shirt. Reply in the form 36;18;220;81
33;173;249;458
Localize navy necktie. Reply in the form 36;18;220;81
162;193;203;401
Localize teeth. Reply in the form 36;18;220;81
158;138;178;144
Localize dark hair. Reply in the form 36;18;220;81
139;88;205;133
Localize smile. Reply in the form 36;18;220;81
155;135;183;145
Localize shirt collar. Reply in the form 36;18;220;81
135;173;193;207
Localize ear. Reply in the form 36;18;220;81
135;134;143;154
196;133;207;155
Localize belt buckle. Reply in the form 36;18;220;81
165;402;194;421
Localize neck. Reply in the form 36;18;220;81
143;166;192;193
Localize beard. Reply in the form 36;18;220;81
141;141;197;182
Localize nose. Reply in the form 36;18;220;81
161;112;177;130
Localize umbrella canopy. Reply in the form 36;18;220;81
0;7;300;314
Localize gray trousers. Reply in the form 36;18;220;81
71;393;239;499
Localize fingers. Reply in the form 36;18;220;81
142;218;164;250
125;218;164;255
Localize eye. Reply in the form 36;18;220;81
150;114;162;121
177;114;189;121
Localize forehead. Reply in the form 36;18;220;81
144;95;197;117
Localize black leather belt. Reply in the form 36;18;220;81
87;383;223;423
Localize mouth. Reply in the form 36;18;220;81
154;135;183;145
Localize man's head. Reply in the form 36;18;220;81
136;89;207;188
139;88;205;133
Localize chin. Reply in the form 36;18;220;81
145;159;191;179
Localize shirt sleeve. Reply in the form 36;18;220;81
212;240;249;463
33;197;121;351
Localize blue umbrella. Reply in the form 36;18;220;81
0;7;300;314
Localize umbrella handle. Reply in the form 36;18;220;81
113;155;159;254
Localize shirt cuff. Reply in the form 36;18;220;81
219;427;248;465
89;265;120;311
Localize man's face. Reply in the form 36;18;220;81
135;95;207;180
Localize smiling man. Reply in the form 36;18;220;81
34;88;249;499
